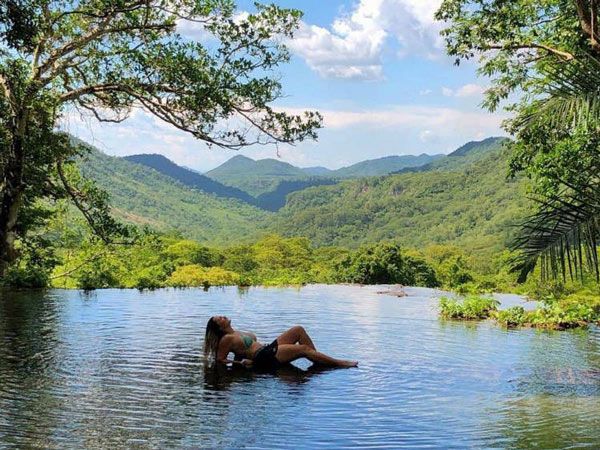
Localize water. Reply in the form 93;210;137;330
0;286;598;449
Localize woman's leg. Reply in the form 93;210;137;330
275;344;357;368
276;326;316;350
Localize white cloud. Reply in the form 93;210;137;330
289;0;444;80
454;83;487;97
288;3;387;81
419;89;433;95
442;83;487;98
278;105;506;135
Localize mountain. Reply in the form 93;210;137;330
74;136;527;263
205;155;307;196
272;141;528;265
394;137;509;174
205;152;443;195
448;136;506;157
78;147;270;245
302;166;333;176
255;178;338;211
124;154;258;206
332;153;444;178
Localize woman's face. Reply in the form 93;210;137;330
213;315;231;330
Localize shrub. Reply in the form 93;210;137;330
337;242;438;286
495;306;527;327
167;265;240;287
439;295;499;320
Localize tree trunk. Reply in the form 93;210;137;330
0;133;25;277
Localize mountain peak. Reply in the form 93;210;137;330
448;137;507;157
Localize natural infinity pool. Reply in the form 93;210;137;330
0;286;598;448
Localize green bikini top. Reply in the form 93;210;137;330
241;334;253;348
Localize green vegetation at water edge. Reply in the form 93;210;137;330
439;295;500;320
47;237;446;290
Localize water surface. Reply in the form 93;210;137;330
0;286;598;448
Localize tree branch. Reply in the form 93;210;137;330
56;160;110;243
0;73;13;105
574;0;600;52
484;43;575;61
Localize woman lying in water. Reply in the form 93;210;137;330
204;316;358;371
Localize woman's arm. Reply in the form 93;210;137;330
216;335;233;365
216;336;252;368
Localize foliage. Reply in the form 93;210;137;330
435;0;600;111
495;294;600;330
439;295;500;320
337;242;438;287
507;56;600;283
164;240;223;267
436;1;600;285
167;265;240;288
495;306;528;328
274;141;529;264
0;0;321;278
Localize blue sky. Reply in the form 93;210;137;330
62;0;507;171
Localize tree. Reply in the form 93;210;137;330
0;0;321;276
436;1;600;282
435;0;600;110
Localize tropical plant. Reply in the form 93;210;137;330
436;1;600;284
508;54;600;283
439;295;500;320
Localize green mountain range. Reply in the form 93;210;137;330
124;154;259;206
204;152;445;196
205;155;306;196
79;149;270;245
273;141;528;264
77;136;527;261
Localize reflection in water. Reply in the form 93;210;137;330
0;290;62;447
0;286;598;448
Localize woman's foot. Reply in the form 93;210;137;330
340;360;358;368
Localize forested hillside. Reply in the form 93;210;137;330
273;143;528;266
76;137;526;265
124;154;258;206
79;149;270;244
333;153;443;177
205;155;307;195
205;152;444;194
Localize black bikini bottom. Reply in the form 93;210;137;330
253;339;280;371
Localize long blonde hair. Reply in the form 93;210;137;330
204;317;226;362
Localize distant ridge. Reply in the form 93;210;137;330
205;155;307;196
393;137;509;174
332;153;443;178
302;166;333;176
124;154;258;206
205;152;444;194
448;136;508;157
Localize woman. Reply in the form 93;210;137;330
204;316;358;371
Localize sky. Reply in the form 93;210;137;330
60;0;508;172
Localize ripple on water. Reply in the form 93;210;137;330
0;286;598;449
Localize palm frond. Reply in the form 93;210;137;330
511;181;600;283
516;54;600;130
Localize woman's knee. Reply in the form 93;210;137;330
296;344;311;355
292;325;306;334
